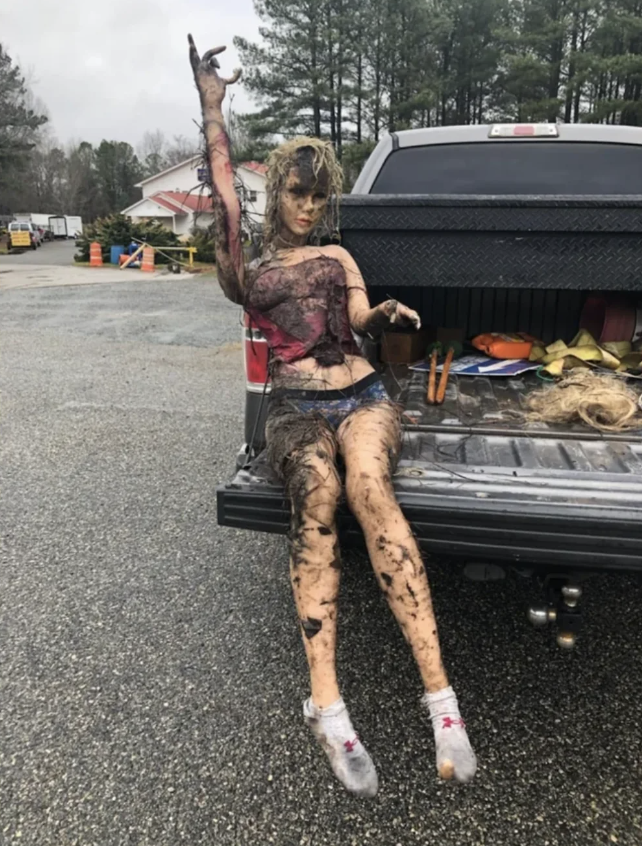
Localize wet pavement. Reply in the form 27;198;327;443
1;278;641;846
0;239;79;266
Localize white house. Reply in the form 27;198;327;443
122;155;267;239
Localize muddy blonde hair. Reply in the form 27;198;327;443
263;137;343;251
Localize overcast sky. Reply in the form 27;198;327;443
0;0;260;150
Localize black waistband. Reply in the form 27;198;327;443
271;370;382;402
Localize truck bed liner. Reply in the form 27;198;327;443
403;369;642;442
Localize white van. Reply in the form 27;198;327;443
8;221;40;249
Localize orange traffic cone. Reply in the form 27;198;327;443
141;247;155;273
89;242;103;267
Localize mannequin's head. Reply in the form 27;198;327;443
263;137;343;249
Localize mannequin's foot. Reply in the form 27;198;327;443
303;697;378;797
422;686;477;783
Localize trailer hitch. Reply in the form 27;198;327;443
527;578;583;649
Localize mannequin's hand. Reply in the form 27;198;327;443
188;35;241;111
383;299;421;330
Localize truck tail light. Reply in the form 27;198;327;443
243;315;270;392
489;123;559;138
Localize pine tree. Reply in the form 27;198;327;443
234;0;330;137
584;0;642;124
94;141;144;216
0;45;47;195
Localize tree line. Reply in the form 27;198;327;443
236;0;642;162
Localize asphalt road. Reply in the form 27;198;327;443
1;277;641;846
0;238;78;265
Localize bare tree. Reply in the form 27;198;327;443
164;134;200;167
138;129;168;176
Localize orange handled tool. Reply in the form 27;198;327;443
436;347;454;405
427;347;438;404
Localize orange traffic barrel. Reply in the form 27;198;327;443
89;242;103;267
141;246;155;273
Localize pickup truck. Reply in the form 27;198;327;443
217;123;642;647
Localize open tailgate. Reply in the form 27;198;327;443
219;370;642;571
218;426;642;572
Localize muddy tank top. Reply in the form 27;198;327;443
245;255;360;368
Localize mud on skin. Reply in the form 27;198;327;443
301;617;323;639
285;450;340;572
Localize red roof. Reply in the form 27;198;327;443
240;161;268;175
150;191;214;215
150;193;186;214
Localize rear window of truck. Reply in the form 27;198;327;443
371;142;642;195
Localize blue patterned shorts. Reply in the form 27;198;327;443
270;371;389;430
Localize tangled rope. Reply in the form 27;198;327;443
526;371;642;432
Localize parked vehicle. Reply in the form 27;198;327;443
49;215;68;239
14;212;82;240
12;219;44;246
217;122;642;648
64;215;83;238
8;221;39;250
14;213;53;240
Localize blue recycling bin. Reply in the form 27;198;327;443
110;245;125;265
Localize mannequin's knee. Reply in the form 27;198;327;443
288;449;341;529
345;463;394;521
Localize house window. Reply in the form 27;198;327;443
248;190;258;203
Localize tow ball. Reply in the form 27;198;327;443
527;579;583;649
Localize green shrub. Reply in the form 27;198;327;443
187;226;216;264
186;222;264;266
75;214;180;264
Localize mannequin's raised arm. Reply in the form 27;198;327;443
188;35;244;304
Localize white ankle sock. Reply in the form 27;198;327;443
423;686;477;783
303;697;378;798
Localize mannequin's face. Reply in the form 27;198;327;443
279;164;329;241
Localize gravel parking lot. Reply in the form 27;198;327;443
1;276;641;846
